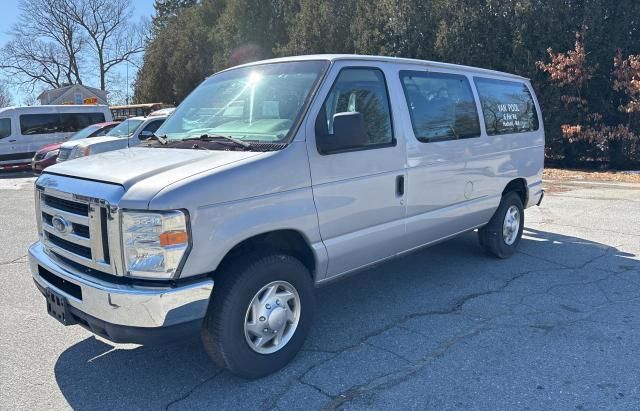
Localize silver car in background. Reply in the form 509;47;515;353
57;115;166;162
29;55;544;378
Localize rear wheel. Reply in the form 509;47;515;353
478;191;524;258
201;253;315;379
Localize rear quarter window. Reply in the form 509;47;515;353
474;78;539;135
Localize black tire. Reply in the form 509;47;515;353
201;253;315;379
478;191;524;259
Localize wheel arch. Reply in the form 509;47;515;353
214;229;318;282
503;178;528;206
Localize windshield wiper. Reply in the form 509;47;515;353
181;134;251;149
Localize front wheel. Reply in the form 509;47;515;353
478;191;524;258
201;253;315;379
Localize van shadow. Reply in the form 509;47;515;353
53;228;639;409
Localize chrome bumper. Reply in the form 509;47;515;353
29;242;213;329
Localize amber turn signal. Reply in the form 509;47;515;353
159;230;188;247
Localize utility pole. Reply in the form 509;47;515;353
126;61;130;105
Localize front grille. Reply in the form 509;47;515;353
42;212;90;239
72;223;90;238
37;189;116;277
57;147;71;162
42;212;53;226
46;232;92;259
43;195;89;216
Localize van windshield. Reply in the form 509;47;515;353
106;119;144;138
158;60;329;144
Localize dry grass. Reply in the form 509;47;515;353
544;167;640;184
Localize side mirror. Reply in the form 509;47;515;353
139;130;154;140
318;112;368;154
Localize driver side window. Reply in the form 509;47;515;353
315;68;393;153
0;118;11;139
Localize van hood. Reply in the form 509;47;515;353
45;147;265;190
60;136;121;149
36;142;62;154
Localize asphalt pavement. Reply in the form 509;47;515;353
1;171;639;410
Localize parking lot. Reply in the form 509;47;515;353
1;171;639;410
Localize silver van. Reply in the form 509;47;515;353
0;105;112;169
29;55;544;378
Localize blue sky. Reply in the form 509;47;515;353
1;0;156;104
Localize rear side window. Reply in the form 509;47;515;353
20;114;57;135
474;78;539;135
400;71;480;142
316;67;393;151
60;113;106;132
0;118;11;139
20;112;106;135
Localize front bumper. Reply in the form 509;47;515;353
526;181;545;208
32;156;57;172
29;242;213;343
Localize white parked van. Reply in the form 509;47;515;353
29;55;544;378
0;105;112;168
56;115;166;162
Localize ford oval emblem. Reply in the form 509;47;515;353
51;215;71;234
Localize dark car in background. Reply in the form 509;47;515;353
31;121;120;172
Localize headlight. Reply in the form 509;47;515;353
43;149;59;160
69;146;81;159
69;146;90;159
121;210;190;279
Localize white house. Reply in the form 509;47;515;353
37;84;108;106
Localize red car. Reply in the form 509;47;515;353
31;121;120;172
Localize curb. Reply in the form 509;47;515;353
543;179;640;189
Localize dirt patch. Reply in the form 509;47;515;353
543;183;572;194
544;168;640;184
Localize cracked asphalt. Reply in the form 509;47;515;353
1;171;639;410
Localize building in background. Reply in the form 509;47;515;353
37;84;108;106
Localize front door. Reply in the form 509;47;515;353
306;63;407;280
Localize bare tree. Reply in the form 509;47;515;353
63;0;146;90
0;38;73;91
0;82;13;107
0;0;85;91
0;0;146;93
22;94;38;107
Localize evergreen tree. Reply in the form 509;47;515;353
151;0;199;36
133;0;640;167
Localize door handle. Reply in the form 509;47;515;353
8;139;16;142
396;175;405;197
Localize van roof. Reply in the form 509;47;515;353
230;54;529;81
0;104;110;115
126;115;167;122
